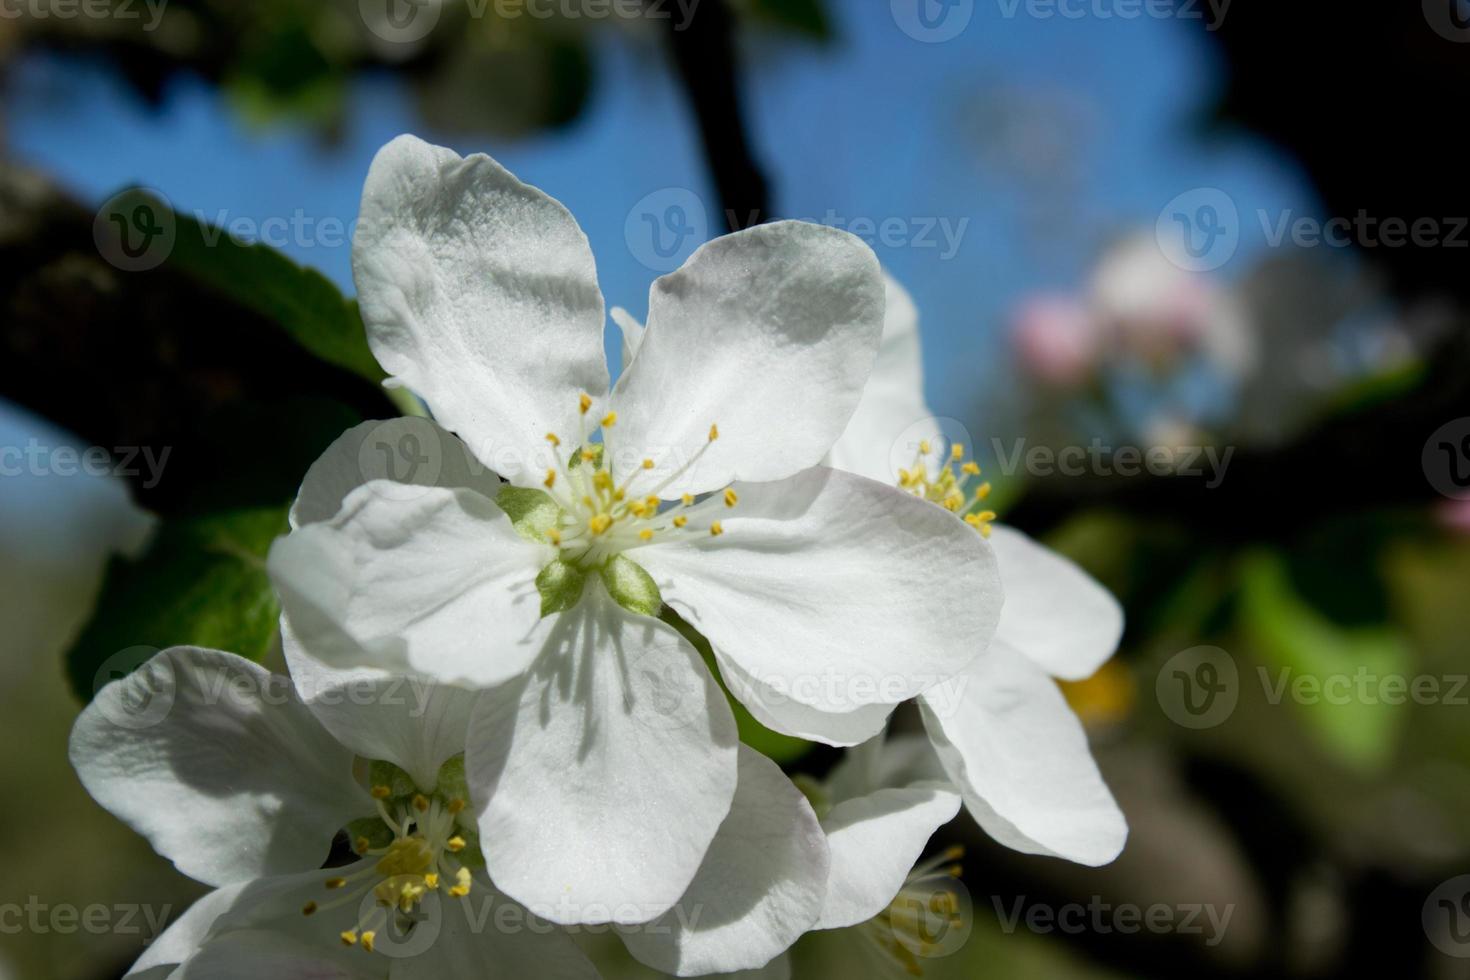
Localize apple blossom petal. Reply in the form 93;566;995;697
619;746;829;976
635;468;1000;729
283;637;478;791
609;222;884;496
714;651;891;748
175;930;382;980
70;648;366;888
825;275;940;485
125;883;251;979
354;134;609;487
989;524;1123;681
467;587;739;925
290;417;502;530
268;483;548;688
917;640;1127;866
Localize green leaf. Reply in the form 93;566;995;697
600;555;663;617
164;199;386;384
497;487;562;543
1239;549;1410;773
66;506;289;703
659;609;814;766
536;559;587;617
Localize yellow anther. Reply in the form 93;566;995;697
942;844;965;860
672;515;688;528
447;798;466;815
547;528;561;546
544;469;557;488
446;836;467;853
593;470;612;491
370;785;392;800
361;931;376;953
613;487;626;501
710;521;724;536
600;411;618;428
639;529;654;541
681;493;694;506
301;901;318;916
589;514;612;535
354;836;371;854
708;423;719;441
546;432;561;447
628;500;649;518
341;930;358;947
449;867;472;897
723;488;738;507
975;481;992;499
951;444;965;460
579;393;593;414
425;872;440;889
961;461;981;475
919;439;932;454
412;794;430;813
326;877;347;890
580;449;597;463
642;458;655;469
943;492;964;512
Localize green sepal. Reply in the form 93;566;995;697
435;755;470;804
496;486;564;543
600;554;663;617
537;559;587;617
367;759;416;799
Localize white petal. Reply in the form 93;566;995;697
390;875;601;980
636;468;1001;727
989;524;1123;681
611;305;645;371
609;222;884;495
824;275;938;485
269;484;548;687
353;134;609;486
619;746;829;976
283;638;478;791
70;648;365;887
918;640;1127;866
815;787;960;931
290;417;502;529
715;650;891;748
125;883;250;978
466;587;739;924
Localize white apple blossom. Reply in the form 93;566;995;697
823;276;1130;867
267;135;1002;922
70;646;599;978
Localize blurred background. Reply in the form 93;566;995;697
3;1;1470;977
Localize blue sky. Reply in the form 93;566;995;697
6;0;1312;421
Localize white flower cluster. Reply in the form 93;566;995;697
72;135;1128;979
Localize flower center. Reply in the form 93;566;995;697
861;845;967;976
301;776;480;955
898;442;996;538
536;394;735;569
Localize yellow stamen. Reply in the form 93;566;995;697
341;930;358;947
723;488;738;507
326;877;347;890
708;423;719;441
544;469;556;488
951;444;964;461
919;439;932;454
354;836;371;855
412;794;430;813
301;901;318;916
961;461;981;475
449;867;472;897
425;872;440;889
361;931;376;953
447;798;466;815
579;393;592;414
370;785;392;800
580;449;597;463
681;493;694;506
672;515;688;528
589;514;612;535
710;521;724;536
639;529;654;541
642;458;655;469
600;411;617;428
546;432;561;447
446;836;466;853
547;528;561;546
